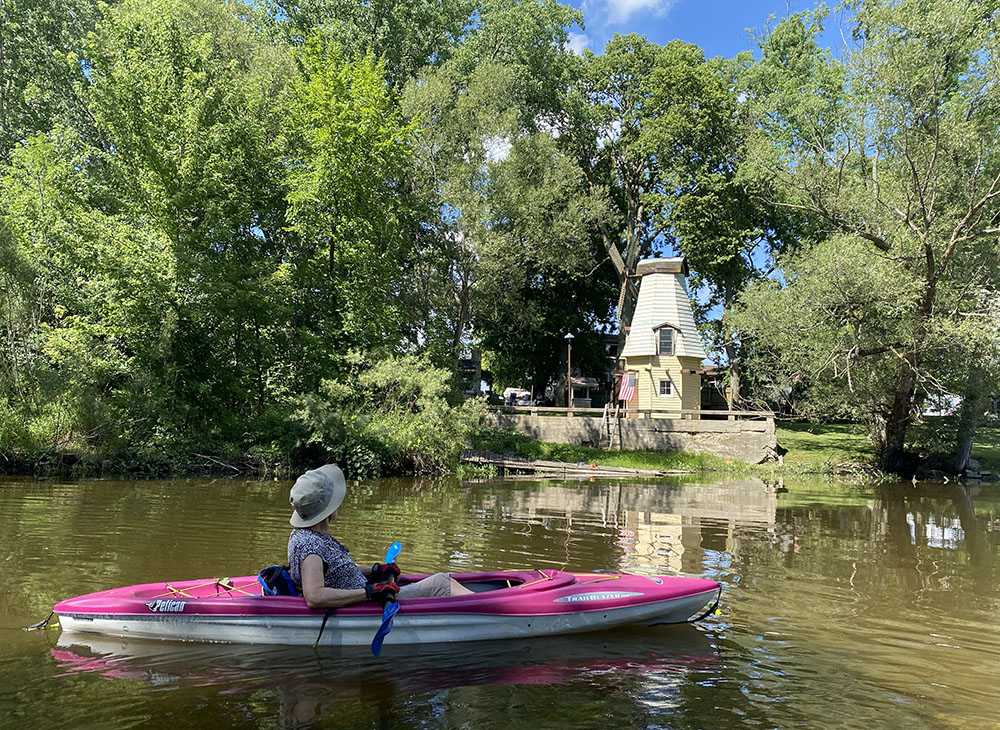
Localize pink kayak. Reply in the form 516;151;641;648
53;569;721;646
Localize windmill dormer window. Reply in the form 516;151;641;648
657;328;675;356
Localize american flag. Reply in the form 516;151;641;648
618;371;636;402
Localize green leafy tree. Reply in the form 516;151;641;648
0;0;112;164
262;0;474;88
399;0;610;392
575;35;783;368
0;0;480;472
283;35;417;382
735;3;1000;473
660;52;817;406
83;0;296;443
472;132;615;391
575;34;665;346
0;128;174;455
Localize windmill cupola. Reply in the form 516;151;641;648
619;257;706;417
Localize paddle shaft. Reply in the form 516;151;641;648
371;542;402;657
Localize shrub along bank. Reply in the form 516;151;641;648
0;354;483;479
8;399;996;480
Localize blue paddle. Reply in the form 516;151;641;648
371;541;402;657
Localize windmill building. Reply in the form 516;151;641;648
618;257;706;417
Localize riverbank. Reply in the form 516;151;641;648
0;448;294;479
778;421;1000;475
4;420;997;480
469;421;1000;479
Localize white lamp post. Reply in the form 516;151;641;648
564;332;574;413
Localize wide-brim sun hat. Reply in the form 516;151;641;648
289;464;347;528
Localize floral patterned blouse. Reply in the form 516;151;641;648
287;528;367;591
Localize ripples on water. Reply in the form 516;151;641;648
2;475;999;730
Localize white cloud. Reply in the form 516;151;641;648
483;136;512;163
565;32;590;55
589;0;677;27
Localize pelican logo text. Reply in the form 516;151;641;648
145;599;187;613
553;591;643;603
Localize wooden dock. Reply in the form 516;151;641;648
461;451;688;479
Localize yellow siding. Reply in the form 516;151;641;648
624;355;702;418
681;369;701;413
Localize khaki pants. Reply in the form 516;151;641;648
397;572;453;599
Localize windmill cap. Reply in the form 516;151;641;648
636;257;688;276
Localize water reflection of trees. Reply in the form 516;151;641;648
726;483;999;600
4;476;996;616
6;476;1000;730
874;484;996;597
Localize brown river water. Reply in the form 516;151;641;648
1;474;998;730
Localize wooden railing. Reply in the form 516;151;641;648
680;409;775;420
487;405;605;417
487;405;773;420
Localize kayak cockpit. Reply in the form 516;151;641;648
446;569;576;595
457;578;522;593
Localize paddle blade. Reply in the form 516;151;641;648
384;541;402;564
371;601;399;657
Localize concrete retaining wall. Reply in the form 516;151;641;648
484;413;780;464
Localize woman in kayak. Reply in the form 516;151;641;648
287;464;472;609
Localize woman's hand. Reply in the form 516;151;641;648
364;580;399;603
370;562;401;582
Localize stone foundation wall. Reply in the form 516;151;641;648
484;413;780;464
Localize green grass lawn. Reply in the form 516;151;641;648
775;422;875;471
906;419;1000;473
969;425;1000;472
469;428;727;472
770;420;1000;473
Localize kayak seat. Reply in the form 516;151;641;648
457;579;522;593
257;565;300;596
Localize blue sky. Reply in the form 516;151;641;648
565;0;836;59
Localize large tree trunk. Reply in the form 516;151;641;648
449;259;473;376
948;362;989;474
880;277;937;475
724;340;742;409
450;288;469;374
879;350;919;475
